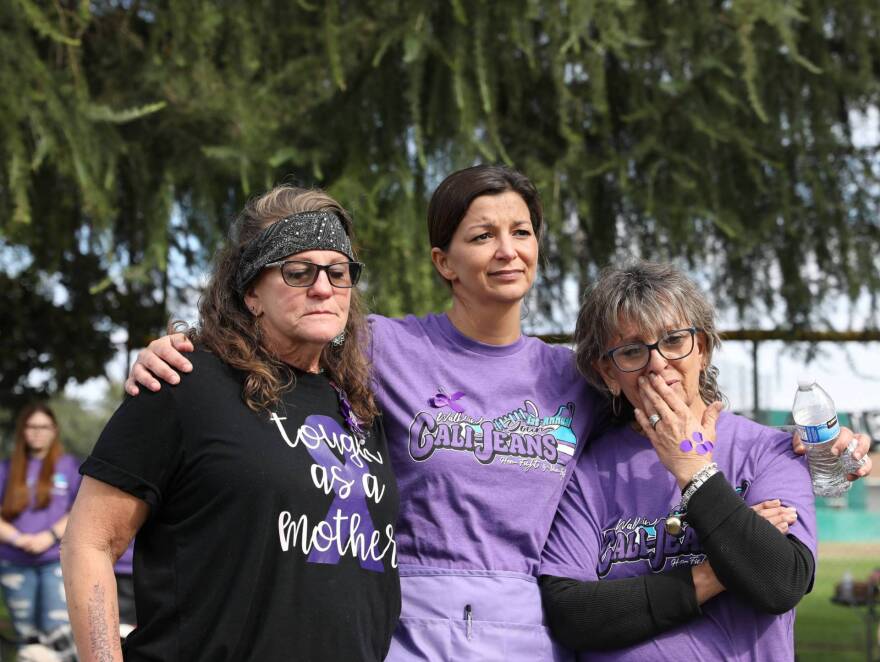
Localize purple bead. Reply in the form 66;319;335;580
692;431;703;443
679;440;693;452
696;444;708;455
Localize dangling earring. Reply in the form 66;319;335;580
331;330;346;347
611;389;622;417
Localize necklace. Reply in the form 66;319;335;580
328;380;366;441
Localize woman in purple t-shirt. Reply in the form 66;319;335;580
0;403;80;645
540;261;818;660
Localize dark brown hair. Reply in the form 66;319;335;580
2;403;63;520
427;165;544;251
189;185;379;423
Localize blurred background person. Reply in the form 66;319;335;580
114;542;136;639
0;403;80;651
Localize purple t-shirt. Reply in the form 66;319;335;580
541;411;817;661
0;454;81;565
370;313;601;576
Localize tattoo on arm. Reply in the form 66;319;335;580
87;583;118;662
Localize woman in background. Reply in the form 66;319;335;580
0;403;80;646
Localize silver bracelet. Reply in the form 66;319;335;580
680;462;719;509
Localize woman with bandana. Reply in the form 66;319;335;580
124;167;872;661
61;187;400;662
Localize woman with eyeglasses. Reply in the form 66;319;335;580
61;186;400;662
124;166;601;659
120;167;871;661
540;260;817;661
0;403;80;648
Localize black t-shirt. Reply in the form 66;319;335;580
82;350;400;662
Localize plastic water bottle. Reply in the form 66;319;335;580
792;377;851;498
840;570;855;602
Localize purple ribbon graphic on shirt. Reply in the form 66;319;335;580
429;391;466;413
302;415;383;572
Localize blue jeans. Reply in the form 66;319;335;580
0;560;69;642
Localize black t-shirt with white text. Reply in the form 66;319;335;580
82;350;400;661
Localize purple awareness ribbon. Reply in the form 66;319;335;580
679;431;715;455
328;380;365;440
302;415;383;572
429;391;466;413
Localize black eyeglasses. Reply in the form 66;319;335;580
263;260;363;288
605;327;699;372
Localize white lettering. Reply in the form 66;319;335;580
362;474;386;503
310;463;354;498
277;510;398;568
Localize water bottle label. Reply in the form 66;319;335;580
797;416;839;444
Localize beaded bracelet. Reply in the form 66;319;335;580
680;462;719;509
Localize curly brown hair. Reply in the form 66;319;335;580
187;185;378;423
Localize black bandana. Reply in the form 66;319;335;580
235;211;354;294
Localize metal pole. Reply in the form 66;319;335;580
752;340;760;419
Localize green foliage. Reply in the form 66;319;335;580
46;386;123;458
0;263;117;415
2;0;880;401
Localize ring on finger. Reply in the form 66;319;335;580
648;414;661;430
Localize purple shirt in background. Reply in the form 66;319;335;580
370;313;601;577
114;540;134;576
0;454;81;565
541;411;817;661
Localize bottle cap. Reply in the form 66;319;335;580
797;375;816;390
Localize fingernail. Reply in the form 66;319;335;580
170;375;180;384
638;377;646;385
183;363;193;372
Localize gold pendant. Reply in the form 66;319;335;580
665;515;683;536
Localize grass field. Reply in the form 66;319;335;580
796;542;880;661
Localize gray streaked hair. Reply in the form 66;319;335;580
574;260;726;421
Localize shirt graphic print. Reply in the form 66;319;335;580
408;394;578;475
